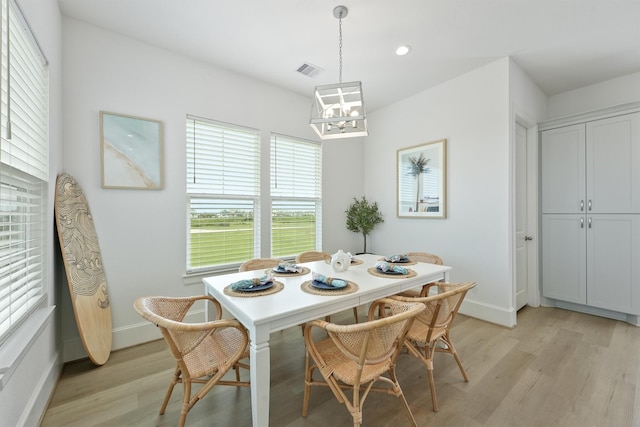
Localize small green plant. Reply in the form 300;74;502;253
345;196;384;254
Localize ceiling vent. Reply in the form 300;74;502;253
296;62;323;78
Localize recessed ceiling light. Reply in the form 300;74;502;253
395;45;411;56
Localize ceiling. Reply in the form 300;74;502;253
57;0;640;113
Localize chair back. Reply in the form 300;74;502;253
406;251;443;265
321;299;425;366
134;295;248;377
238;258;282;272
392;282;475;340
295;251;330;263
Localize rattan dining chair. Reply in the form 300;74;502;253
302;298;426;427
397;251;445;298
379;281;476;412
295;250;331;263
296;250;360;322
238;257;282;272
406;251;443;266
133;295;250;427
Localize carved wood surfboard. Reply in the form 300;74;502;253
55;173;112;366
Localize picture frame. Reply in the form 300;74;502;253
100;111;164;190
397;139;447;218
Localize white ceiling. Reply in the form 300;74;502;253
57;0;640;112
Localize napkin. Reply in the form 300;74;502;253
384;254;409;263
231;273;274;291
312;272;348;288
375;261;408;274
276;262;303;273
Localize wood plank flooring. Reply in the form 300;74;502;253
39;306;640;426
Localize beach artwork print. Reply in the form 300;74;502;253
100;111;163;189
397;139;446;219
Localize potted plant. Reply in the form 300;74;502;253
345;196;384;254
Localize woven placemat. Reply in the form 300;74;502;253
367;267;417;279
223;280;284;298
266;266;311;277
377;257;417;266
300;280;359;296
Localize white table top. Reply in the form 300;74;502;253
203;253;452;333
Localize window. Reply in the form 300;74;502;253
0;0;49;343
186;116;260;272
270;134;321;258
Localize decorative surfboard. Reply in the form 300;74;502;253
55;173;112;366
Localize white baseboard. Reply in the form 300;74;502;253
459;298;516;328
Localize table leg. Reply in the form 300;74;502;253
250;332;271;427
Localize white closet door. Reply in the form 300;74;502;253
541;124;586;213
586;214;640;314
586;112;640;213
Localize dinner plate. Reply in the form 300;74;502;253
376;268;405;275
273;266;297;273
384;258;410;263
311;280;347;290
235;282;274;292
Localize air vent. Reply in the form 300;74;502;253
296;62;323;78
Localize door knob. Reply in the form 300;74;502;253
524;236;533;241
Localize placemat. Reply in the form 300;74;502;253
266;266;311;277
367;267;417;279
223;281;285;297
377;257;417;266
300;280;359;296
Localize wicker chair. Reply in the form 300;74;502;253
398;251;444;297
295;250;331;263
406;251;443;266
381;281;476;412
238;257;282;272
133;295;250;427
302;298;426;427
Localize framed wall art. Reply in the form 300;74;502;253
100;111;164;190
397;139;446;218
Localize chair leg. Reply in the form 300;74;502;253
178;379;192;427
302;350;312;417
160;366;181;415
441;336;469;382
425;346;439;412
352;307;359;323
390;367;418;427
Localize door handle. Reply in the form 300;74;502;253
524;236;533;241
588;217;592;228
580;200;584;211
580;217;584;228
588;200;592;211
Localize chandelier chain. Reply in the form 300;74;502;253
338;15;343;83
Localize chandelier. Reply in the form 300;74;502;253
309;5;367;140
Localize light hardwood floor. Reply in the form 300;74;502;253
40;306;640;426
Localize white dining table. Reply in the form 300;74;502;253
203;253;452;427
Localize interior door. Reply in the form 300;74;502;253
515;122;529;310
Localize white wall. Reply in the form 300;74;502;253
0;1;63;426
547;72;640;118
363;58;515;326
61;18;364;359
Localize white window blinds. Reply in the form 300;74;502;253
186;116;260;271
0;0;49;342
270;134;321;257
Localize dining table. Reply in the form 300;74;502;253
203;253;452;427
